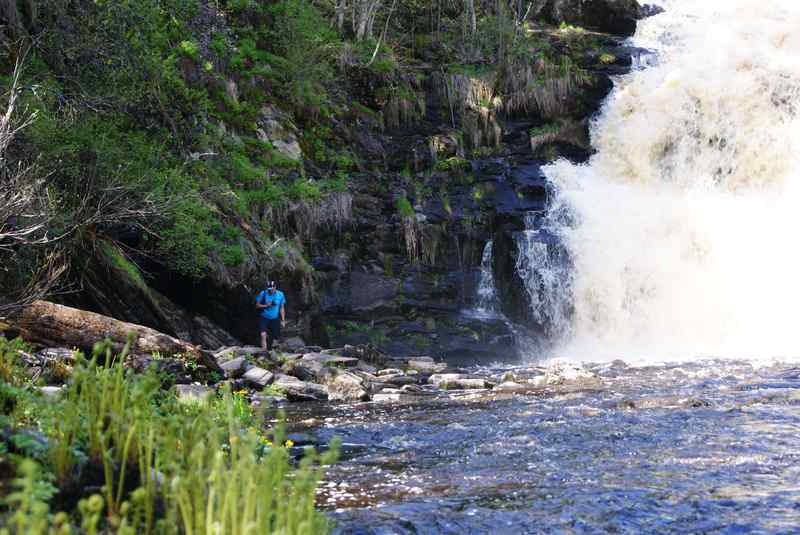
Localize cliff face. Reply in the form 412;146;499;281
1;0;652;361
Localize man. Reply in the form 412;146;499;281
256;280;286;351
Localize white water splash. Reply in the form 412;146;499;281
542;0;800;362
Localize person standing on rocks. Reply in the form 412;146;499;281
256;280;286;351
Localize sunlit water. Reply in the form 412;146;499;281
288;360;800;533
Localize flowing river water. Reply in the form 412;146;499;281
289;1;800;532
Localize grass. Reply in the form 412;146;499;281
0;336;338;534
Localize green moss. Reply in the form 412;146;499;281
396;196;415;219
434;157;471;173
100;241;147;291
529;122;562;137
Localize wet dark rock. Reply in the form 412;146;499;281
638;3;665;18
382;374;420;387
538;0;643;36
280;336;308;352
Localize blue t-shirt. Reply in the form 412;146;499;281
256;290;286;319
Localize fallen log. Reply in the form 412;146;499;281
7;301;220;371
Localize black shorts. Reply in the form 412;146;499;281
258;317;281;339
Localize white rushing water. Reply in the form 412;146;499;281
474;240;500;317
541;0;800;362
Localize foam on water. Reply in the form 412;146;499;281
541;0;800;362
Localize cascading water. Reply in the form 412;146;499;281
473;240;500;317
540;0;800;361
514;213;571;337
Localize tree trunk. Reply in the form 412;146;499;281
8;301;221;371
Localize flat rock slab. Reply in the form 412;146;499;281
243;367;274;388
219;357;249;378
273;374;328;402
215;346;271;360
494;381;542;394
301;353;360;368
377;368;404;377
175;384;215;403
428;373;492;390
381;374;419;387
406;357;447;373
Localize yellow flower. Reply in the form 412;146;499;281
284;439;295;448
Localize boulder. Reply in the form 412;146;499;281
301;353;360;368
544;360;601;387
406;357;447;374
175;384;215;404
256;105;303;161
319;369;370;402
242;367;274;388
273;374;329;402
377;368;404;376
280;337;307;352
539;0;642;36
219;357;249;379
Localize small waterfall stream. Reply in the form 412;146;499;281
473;240;500;317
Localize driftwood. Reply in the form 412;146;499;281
8;300;220;371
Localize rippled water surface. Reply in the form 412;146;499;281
285;360;800;534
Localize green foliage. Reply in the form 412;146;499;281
100;242;147;291
177;40;200;60
264;0;340;111
396;196;415;219
529;122;562;137
434;156;471;173
0;339;337;534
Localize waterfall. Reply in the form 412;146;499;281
474;240;500;316
539;0;800;361
514;213;572;338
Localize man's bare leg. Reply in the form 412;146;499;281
260;331;268;350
